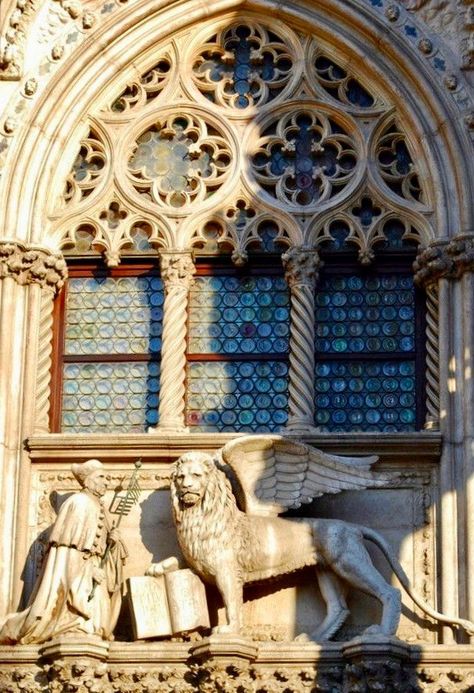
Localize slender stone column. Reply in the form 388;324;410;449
414;241;459;642
0;240;66;613
152;251;195;433
414;236;474;642
281;246;321;434
447;234;474;632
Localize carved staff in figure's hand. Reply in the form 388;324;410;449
88;459;142;602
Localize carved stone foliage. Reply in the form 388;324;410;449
8;653;474;693
49;15;432;265
0;241;67;292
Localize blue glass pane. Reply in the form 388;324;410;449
189;275;289;354
314;274;415;353
62;361;160;432
65;276;163;355
187;360;288;432
314;360;416;432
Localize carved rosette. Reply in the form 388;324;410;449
0;241;67;293
282;247;320;431
155;252;196;432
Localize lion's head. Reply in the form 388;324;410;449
170;452;237;526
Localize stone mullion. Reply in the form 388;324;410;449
155;252;195;433
282;247;320;434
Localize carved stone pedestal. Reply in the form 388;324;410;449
40;638;110;693
342;635;415;691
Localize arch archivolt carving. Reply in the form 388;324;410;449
39;11;437;265
1;1;469;248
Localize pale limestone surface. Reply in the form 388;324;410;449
0;0;473;688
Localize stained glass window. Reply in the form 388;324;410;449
55;267;162;432
186;266;289;432
313;265;423;432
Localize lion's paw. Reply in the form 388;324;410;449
362;625;385;636
212;625;240;635
294;632;311;643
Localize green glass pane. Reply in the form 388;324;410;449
65;276;163;355
189;275;289;354
314;274;415;354
186;360;288;432
314;360;416;432
61;361;160;432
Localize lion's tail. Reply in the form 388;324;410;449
362;527;474;636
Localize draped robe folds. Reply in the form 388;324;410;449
0;490;128;644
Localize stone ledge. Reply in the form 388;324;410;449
26;432;442;465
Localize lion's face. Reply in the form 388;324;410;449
172;456;209;507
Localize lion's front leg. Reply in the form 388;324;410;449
213;562;243;635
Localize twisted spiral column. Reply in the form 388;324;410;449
154;251;195;433
33;287;56;432
424;285;440;430
282;247;321;433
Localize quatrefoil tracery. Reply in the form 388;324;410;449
191;22;296;110
54;17;432;262
126;113;233;210
251;108;359;210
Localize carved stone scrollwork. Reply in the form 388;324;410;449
155;251;196;432
282;247;320;432
0;241;67;293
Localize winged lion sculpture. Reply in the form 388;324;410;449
168;435;474;640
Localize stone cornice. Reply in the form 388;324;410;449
0;239;67;292
413;233;474;286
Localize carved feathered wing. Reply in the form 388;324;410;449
220;435;392;517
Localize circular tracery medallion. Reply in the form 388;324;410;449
127;113;233;209
250;106;360;211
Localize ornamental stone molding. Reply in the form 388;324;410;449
413;233;474;286
0;240;67;292
4;639;474;691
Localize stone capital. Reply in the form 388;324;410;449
282;246;320;289
0;240;67;293
413;240;453;287
414;234;474;286
159;251;196;290
446;233;474;278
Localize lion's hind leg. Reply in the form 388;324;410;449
320;524;401;637
310;569;349;641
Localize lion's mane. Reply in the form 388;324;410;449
170;453;243;567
